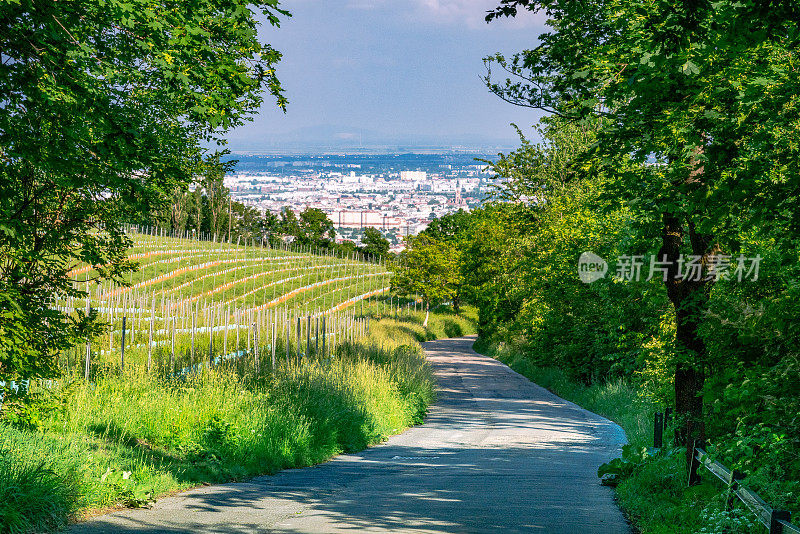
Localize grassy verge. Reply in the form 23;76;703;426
0;309;476;534
473;339;768;534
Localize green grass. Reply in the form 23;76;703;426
0;308;477;534
473;339;766;534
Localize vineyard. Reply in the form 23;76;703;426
55;226;394;377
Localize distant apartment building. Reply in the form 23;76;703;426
400;170;427;182
328;210;404;230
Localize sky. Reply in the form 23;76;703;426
225;0;547;153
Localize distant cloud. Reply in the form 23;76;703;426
345;0;381;9
338;0;543;29
413;0;542;28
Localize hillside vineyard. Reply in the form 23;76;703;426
54;226;392;376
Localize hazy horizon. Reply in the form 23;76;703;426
224;0;547;152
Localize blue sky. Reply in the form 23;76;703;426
225;0;547;152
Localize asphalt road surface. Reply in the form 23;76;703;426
72;336;631;534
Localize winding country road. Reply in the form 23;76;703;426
72;336;630;533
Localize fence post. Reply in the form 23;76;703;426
654;412;664;449
224;306;229;357
170;315;176;372
253;322;259;372
307;315;311;357
770;510;791;534
84;338;91;381
725;469;745;511
296;316;301;360
315;315;319;355
120;315;127;371
191;311;196;361
321;315;327;357
688;440;703;486
271;321;277;369
285;311;290;360
209;307;215;368
148;312;154;372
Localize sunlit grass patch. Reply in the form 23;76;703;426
0;307;474;533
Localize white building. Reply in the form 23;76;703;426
400;170;427;182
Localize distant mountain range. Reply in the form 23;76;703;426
224;124;521;155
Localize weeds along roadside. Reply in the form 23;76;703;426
0;308;477;534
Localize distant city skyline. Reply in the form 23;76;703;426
225;0;547;153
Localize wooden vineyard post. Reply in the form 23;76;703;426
129;295;135;349
247;311;251;353
109;300;114;351
84;335;91;381
321;315;326;357
191;309;196;362
208;306;215;368
296;315;301;360
315;315;319;356
285;310;290;360
224;305;229;357
171;315;176;372
236;308;241;353
253;321;259;372
148;309;154;372
271;320;277;369
306;315;311;358
120;315;127;371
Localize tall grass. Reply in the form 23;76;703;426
0;308;476;534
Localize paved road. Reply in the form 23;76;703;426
72;336;630;533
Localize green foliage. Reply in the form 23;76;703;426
0;426;88;534
392;234;463;311
484;0;800;462
598;445;654;487
297;208;336;249
0;308;472;533
0;0;289;382
361;227;390;260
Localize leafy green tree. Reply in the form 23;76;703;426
393;235;462;326
298;208;336;249
230;202;263;242
421;209;473;312
201;154;235;240
279;207;301;240
485;0;800;450
424;210;471;242
360;227;390;260
190;186;205;235
263;211;283;247
161;185;194;235
337;240;358;255
0;0;288;383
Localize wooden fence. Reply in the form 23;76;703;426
651;410;799;534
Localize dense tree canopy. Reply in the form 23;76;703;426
392;234;462;326
361;227;390;260
0;0;289;382
484;0;800;452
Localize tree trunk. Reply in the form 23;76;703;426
660;212;712;470
674;305;706;449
